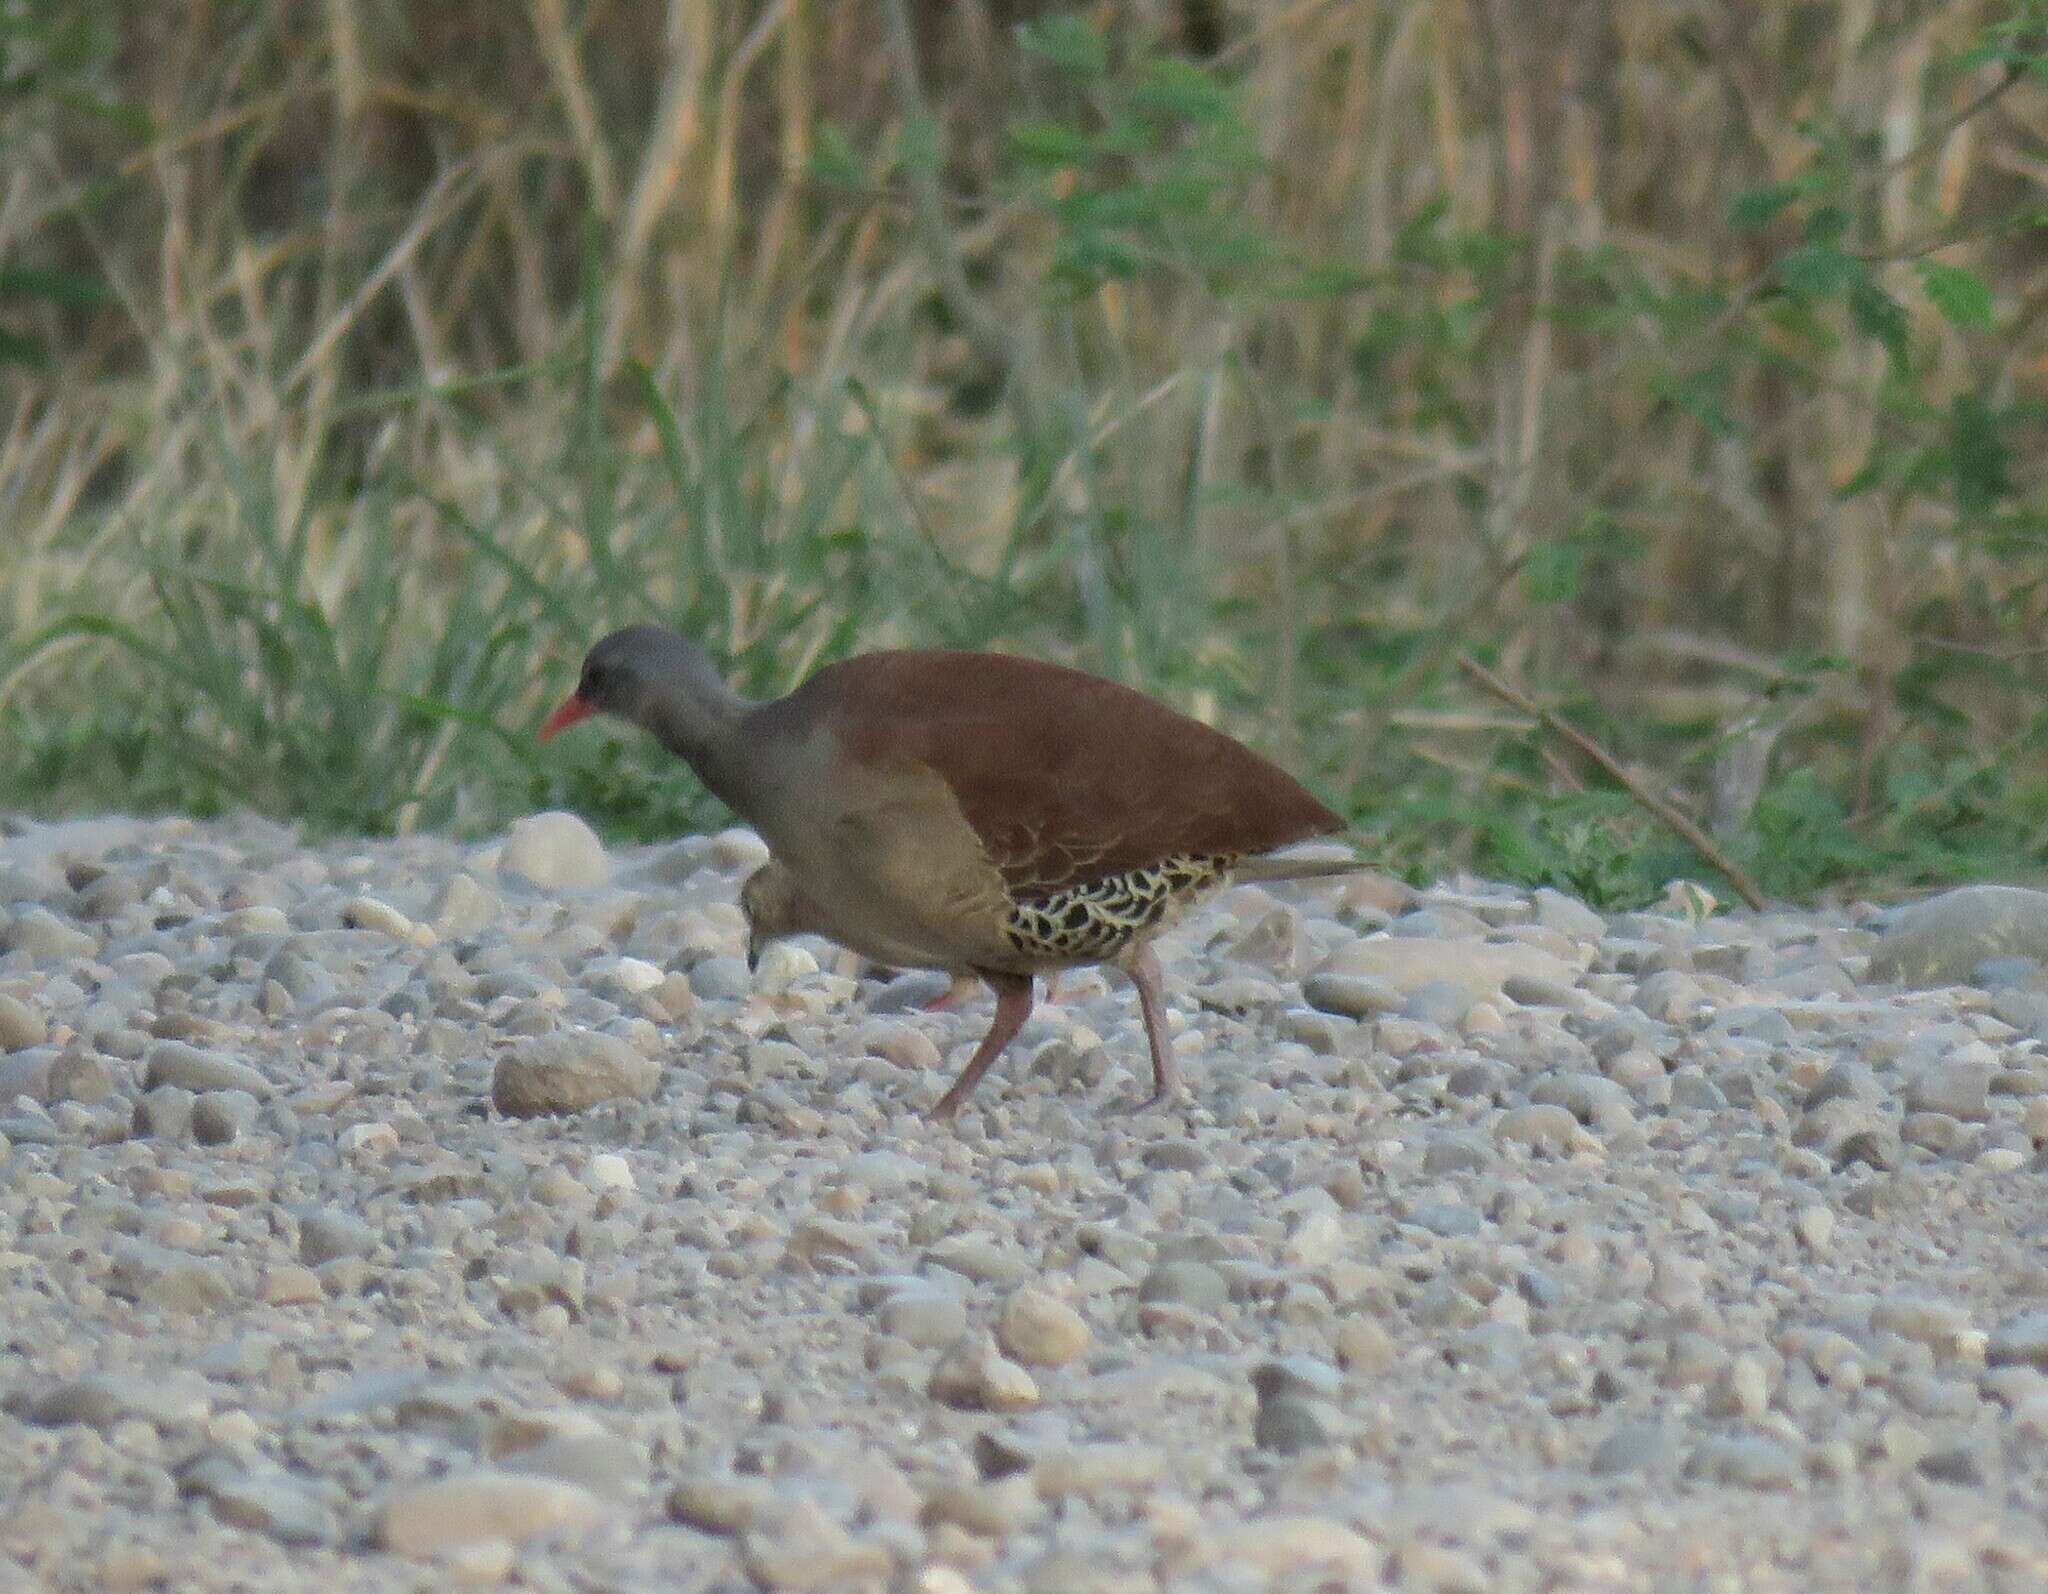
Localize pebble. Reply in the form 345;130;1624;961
929;1333;1040;1410
739;1499;892;1591
1322;938;1575;1001
142;1041;273;1097
1989;1311;2048;1371
3;906;99;959
30;1372;211;1430
49;1050;114;1103
261;1264;325;1305
377;1469;606;1554
1178;1516;1383;1581
342;894;422;941
668;1473;776;1533
500;811;609;891
1684;1434;1800;1490
1138;1259;1230;1312
1495;1103;1593;1155
1300;971;1403;1019
0;991;47;1050
997;1286;1091;1367
298;1206;375;1265
1589;1421;1672;1476
1793;1205;1835;1253
430;872;501;938
491;1031;662;1116
182;1454;337;1546
1904;1059;1995;1121
190;1088;259;1145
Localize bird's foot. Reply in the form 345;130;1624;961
1107;1082;1187;1117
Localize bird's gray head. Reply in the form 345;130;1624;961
539;626;738;744
739;860;812;973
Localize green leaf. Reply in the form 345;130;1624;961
0;326;45;367
806;123;865;188
1007;122;1094;167
1916;260;1994;329
1849;278;1909;365
1132;58;1235;125
1015;15;1108;77
1652;367;1739;438
1729;181;1805;229
1777;242;1863;300
1523;541;1585;604
1950;393;2012;515
1802;204;1851;244
0;265;111;307
896;111;939;174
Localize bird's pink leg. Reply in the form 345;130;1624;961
929;973;1034;1121
1125;944;1182;1107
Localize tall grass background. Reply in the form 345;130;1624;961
3;0;2045;904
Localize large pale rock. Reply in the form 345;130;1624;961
1318;937;1576;1002
1868;886;2048;987
377;1469;605;1554
501;811;609;891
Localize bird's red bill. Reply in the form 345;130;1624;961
539;694;595;743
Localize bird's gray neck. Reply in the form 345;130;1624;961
641;666;756;808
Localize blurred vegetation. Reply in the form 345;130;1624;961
2;0;2046;905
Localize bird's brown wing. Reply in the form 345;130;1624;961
782;650;1341;899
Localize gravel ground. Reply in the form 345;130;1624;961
4;811;2048;1593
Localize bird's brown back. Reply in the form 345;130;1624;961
752;650;1341;899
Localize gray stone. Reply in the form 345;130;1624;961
1420;1133;1492;1177
1495;1103;1589;1156
1400;978;1476;1027
47;1050;114;1104
1532;887;1605;940
1589;1422;1673;1476
1904;1060;1995;1121
181;1454;338;1546
1989;1311;2048;1371
500;1434;649;1503
491;1030;661;1116
1684;1434;1799;1490
1138;1259;1229;1312
1254;1394;1338;1453
1869;886;2048;987
298;1206;375;1266
191;1088;260;1145
133;1085;197;1139
1972;956;2043;991
29;1372;211;1430
1301;971;1403;1020
1406;1201;1483;1238
143;1041;273;1097
0;1046;55;1102
875;1283;968;1347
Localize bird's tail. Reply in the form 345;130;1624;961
1233;849;1362;885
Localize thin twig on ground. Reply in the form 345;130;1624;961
1455;652;1770;911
